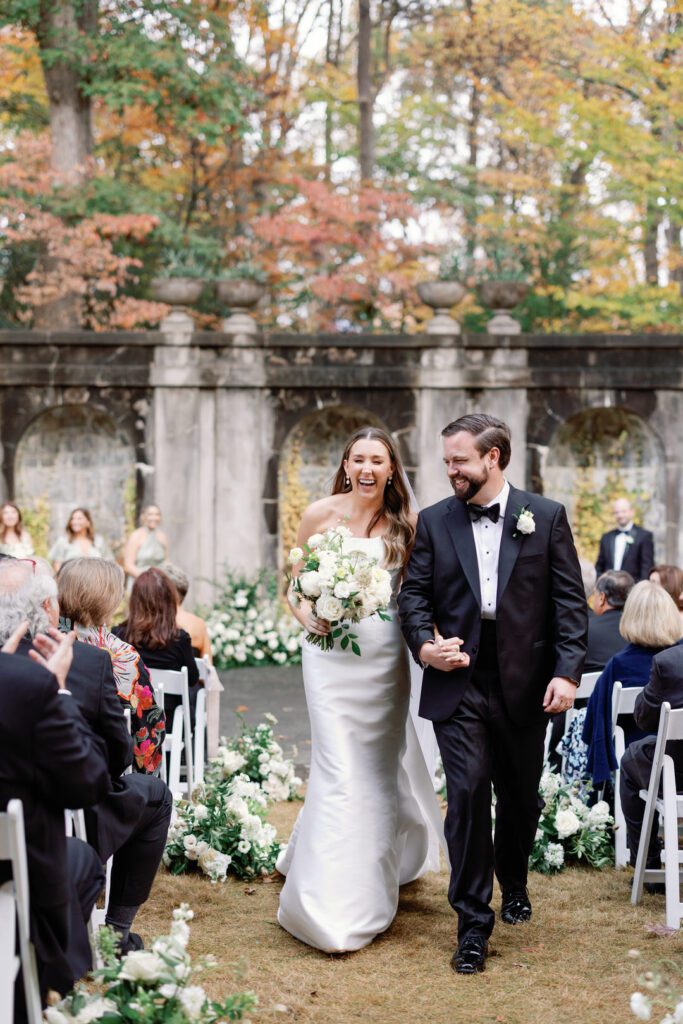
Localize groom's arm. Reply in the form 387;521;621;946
398;512;440;664
548;504;588;684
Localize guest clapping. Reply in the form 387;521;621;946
57;558;166;774
49;507;113;573
123;504;168;582
0;501;34;558
163;563;213;663
582;580;682;786
113;567;200;722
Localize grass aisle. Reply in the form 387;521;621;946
139;799;682;1024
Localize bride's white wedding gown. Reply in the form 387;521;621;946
276;536;444;952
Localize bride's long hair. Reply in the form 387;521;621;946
331;426;416;568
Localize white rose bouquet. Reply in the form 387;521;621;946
289;525;392;655
530;769;614;874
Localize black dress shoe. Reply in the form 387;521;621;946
450;935;489;975
501;888;532;924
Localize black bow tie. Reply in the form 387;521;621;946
468;503;500;524
618;528;632;535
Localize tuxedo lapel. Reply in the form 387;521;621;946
443;497;481;607
609;530;617;569
497;485;525;603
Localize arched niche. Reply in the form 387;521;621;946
278;405;389;564
15;405;136;556
544;407;665;563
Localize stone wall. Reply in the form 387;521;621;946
0;327;680;607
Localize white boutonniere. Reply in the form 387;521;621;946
513;505;535;538
624;534;634;545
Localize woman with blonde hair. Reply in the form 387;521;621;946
57;557;166;774
582;580;682;785
277;426;444;953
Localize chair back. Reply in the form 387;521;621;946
0;800;42;1023
195;658;211;685
151;667;193;792
575;671;600;700
611;681;644;729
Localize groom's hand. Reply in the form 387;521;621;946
543;676;577;714
419;637;470;672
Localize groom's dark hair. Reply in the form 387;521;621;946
441;414;512;470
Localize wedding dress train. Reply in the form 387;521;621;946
276;536;443;952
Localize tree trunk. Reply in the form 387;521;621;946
357;0;375;182
36;0;96;185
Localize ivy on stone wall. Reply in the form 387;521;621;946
278;443;310;569
22;494;51;558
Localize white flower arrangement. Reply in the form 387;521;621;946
531;770;614;875
628;957;683;1024
43;904;255;1023
207;568;302;669
513;505;536;537
209;715;302;803
289;525;392;654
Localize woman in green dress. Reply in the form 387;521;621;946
123;504;169;587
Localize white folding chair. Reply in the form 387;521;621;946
558;670;601;776
0;800;43;1024
612;681;645;867
194;687;207;785
153;667;193;796
631;703;683;928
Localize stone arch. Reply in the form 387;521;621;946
278;405;390;564
544;406;665;563
15;405;136;557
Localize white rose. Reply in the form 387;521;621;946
219;750;247;775
299;570;322;598
288;546;304;564
119;950;166;983
183;834;199;860
179;985;208;1020
334;580;353;599
316;594;343;621
198;846;231;881
307;533;324;548
193;803;209;821
630;992;651;1021
555;808;581;838
516;509;535;535
587;800;612;829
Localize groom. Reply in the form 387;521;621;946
398;414;587;974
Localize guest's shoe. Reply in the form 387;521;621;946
450;935;489;975
644;882;666;895
501;888;532;925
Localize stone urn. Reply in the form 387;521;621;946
150;277;204;306
417;281;467;335
477;280;529;335
215;278;266;334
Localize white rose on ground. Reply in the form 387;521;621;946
630;992;651;1021
555;808;582;838
288;546;304;564
299;571;322;598
517;509;535;534
307;533;324;548
179;985;208;1020
119;950;166;983
316;594;343;621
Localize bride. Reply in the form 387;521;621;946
277;426;444;952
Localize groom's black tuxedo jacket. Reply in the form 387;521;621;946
398;485;588;726
595;525;654;582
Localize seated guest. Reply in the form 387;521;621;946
0;559;173;955
113;567;200;722
57;558;166;775
650;564;683;629
582;580;682;786
162;563;213;663
620;643;683;872
585;570;635;672
49;507;113;573
0;608;109;1016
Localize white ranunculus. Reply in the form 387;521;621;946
307;532;324;548
179;985;208;1020
587;800;612;828
516;509;535;534
299;570;322;598
288;546;304;564
555;808;582;838
630;992;651;1021
316;594;343;621
118;950;166;983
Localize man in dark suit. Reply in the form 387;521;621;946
619;644;683;872
595;498;654;582
398;414;587;974
0;624;109;1014
0;559;172;953
585;570;634;672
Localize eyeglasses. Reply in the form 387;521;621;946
16;558;37;574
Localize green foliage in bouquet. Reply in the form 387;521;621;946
530;770;614;875
208;714;301;802
44;904;256;1024
206;568;301;670
164;773;280;882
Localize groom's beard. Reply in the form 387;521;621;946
449;466;489;503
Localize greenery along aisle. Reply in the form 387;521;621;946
206;569;301;669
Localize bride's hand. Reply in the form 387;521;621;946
304;612;331;636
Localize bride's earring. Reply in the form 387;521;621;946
388;477;393;485
345;476;350;487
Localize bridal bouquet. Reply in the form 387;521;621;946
289;525;392;654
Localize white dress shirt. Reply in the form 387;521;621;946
613;522;634;571
468;480;510;620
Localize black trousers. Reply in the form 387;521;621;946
107;775;172;907
434;631;546;941
619;737;683;868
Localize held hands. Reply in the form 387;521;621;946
543;676;577;714
420;636;470;673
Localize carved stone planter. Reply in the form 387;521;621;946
150;277;204;306
417;281;467;335
477;280;529;335
215;279;266;335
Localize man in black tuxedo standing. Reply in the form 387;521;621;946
398;414;587;974
595;498;654;582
